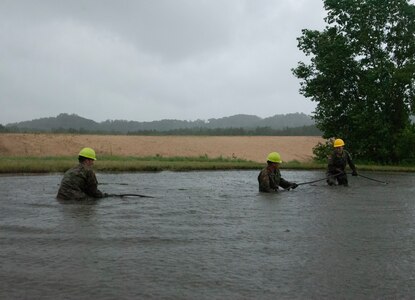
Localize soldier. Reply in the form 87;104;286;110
57;147;108;201
258;152;298;193
326;138;358;186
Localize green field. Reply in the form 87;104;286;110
0;155;262;173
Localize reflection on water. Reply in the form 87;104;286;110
1;171;415;299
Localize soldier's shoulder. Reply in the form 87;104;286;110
343;149;352;156
258;167;269;176
258;167;267;174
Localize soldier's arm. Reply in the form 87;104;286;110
85;171;105;198
279;177;293;189
346;151;357;173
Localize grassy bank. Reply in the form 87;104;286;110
0;155;414;174
0;155;263;173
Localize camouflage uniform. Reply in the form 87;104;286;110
327;149;357;186
57;163;105;201
258;166;294;192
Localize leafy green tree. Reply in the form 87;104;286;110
293;0;415;163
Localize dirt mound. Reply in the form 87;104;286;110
0;133;323;163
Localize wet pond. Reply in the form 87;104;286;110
1;170;415;299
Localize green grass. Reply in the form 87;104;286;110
0;155;262;173
1;155;414;174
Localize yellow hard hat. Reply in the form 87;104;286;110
334;138;345;148
267;152;282;163
78;147;96;160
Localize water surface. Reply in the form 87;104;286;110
1;170;415;299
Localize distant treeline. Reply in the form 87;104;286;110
1;112;322;136
127;125;321;136
3;112;317;133
0;124;321;136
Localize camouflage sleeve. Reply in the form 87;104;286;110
345;151;357;172
84;170;105;198
273;169;291;189
258;169;273;192
279;177;293;189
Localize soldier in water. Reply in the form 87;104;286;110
57;147;108;201
258;152;298;192
326;138;358;186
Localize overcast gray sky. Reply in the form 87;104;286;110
0;0;327;124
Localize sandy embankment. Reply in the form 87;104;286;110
0;133;324;163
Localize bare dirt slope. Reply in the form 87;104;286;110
0;133;323;163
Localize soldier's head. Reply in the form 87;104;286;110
78;147;96;165
266;152;282;169
333;138;345;153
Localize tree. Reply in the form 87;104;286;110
293;0;415;163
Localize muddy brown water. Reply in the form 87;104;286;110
1;170;415;299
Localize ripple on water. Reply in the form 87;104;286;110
1;170;415;299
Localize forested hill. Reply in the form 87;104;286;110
2;113;321;135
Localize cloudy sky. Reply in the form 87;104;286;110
0;0;327;124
